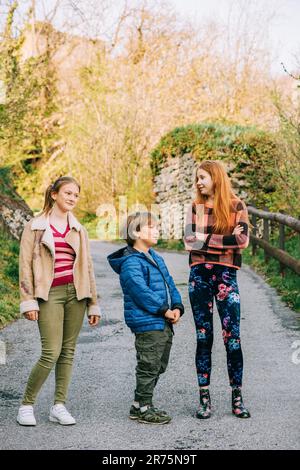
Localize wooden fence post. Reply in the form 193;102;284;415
263;206;269;263
252;213;257;256
279;210;285;277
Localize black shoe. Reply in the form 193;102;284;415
232;387;251;418
129;405;140;420
129;404;168;420
196;388;211;419
150;405;169;417
138;406;171;425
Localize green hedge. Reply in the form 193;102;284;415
150;123;285;211
0;229;20;328
0;167;21;200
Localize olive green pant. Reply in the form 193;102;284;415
134;323;173;407
22;283;87;405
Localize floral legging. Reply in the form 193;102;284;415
188;263;244;388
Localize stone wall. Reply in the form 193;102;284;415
153;154;194;239
0;194;32;240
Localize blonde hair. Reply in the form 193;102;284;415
42;176;80;215
125;211;157;246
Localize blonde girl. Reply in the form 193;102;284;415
17;176;101;426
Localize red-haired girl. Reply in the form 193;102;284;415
184;160;251;419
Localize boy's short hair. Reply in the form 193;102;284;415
125;211;158;246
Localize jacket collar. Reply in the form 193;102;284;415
31;211;81;259
124;246;159;268
31;211;81;232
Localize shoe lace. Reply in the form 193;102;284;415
21;408;34;416
149;405;168;416
54;405;71;417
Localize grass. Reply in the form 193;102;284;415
79;213;98;239
242;230;300;312
0;229;20;329
156;239;185;251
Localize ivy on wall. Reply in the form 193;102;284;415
150;123;287;212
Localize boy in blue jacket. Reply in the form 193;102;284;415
107;211;184;425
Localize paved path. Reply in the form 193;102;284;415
0;241;299;450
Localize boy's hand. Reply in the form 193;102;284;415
170;308;181;324
164;309;175;321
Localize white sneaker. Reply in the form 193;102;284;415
49;404;76;425
17;405;37;426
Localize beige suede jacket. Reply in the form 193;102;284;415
19;211;101;317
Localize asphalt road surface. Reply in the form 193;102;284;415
0;241;299;450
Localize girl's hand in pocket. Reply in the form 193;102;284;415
88;315;100;327
24;310;39;321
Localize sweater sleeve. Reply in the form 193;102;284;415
205;200;249;250
184;202;207;251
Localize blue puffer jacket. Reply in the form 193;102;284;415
107;246;184;333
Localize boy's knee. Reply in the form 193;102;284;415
138;356;160;374
136;345;161;374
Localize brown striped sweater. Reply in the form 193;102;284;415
184;198;249;269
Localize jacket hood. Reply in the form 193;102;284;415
107;245;152;274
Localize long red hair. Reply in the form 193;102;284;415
194;160;242;234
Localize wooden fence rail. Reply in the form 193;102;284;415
247;206;300;276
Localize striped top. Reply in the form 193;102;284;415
50;223;76;287
184;198;249;270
